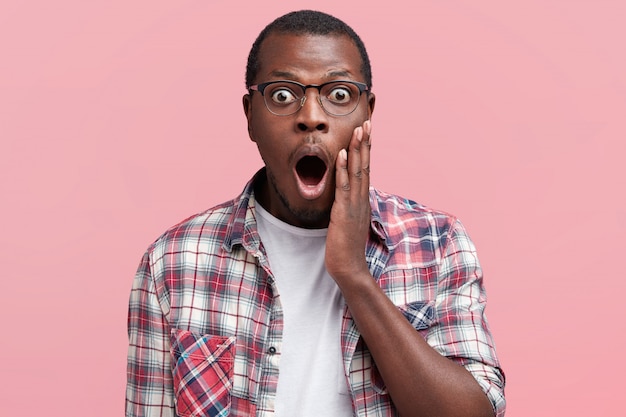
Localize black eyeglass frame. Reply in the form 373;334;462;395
247;79;370;116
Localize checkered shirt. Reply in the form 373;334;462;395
126;171;506;417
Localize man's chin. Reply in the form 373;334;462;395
287;206;331;229
276;191;332;228
267;170;333;228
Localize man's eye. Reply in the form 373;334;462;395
327;87;352;104
270;88;297;104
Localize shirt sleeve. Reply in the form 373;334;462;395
429;219;506;417
126;250;175;417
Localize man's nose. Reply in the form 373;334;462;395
295;91;329;133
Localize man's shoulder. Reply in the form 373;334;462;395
369;187;467;250
369;188;475;269
148;197;242;252
143;173;260;257
370;187;458;227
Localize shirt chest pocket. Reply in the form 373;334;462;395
170;329;236;417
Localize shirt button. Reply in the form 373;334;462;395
268;346;277;354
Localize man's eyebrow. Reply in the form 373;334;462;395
326;70;352;78
268;70;297;79
266;69;355;81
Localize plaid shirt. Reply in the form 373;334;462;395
126;171;506;417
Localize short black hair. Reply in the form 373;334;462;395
245;10;372;89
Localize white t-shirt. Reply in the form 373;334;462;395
255;204;353;416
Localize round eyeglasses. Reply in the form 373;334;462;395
248;80;369;116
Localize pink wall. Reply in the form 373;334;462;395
1;1;624;415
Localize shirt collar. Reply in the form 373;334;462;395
222;168;390;252
222;170;262;253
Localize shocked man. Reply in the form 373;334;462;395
126;10;505;417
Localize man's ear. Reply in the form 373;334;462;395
367;93;376;119
242;93;256;142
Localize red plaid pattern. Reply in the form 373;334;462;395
170;330;235;416
126;170;505;416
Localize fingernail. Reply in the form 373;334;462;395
356;126;363;142
364;120;371;135
340;149;347;161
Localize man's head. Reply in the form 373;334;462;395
245;10;372;90
243;10;375;229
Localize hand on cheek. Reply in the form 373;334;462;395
325;120;373;286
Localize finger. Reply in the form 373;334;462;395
348;126;363;191
335;148;350;195
360;120;372;196
364;119;372;146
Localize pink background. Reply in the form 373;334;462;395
1;1;624;415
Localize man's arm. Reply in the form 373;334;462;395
326;121;501;417
126;251;175;417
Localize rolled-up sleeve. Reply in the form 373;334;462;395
429;219;506;416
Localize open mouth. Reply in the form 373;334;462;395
295;155;328;186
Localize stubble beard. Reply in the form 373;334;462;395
267;168;332;228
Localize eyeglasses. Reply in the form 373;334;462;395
248;80;369;116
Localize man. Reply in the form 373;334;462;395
126;10;505;417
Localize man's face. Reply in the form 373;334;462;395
243;33;375;228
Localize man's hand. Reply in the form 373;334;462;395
325;120;372;286
323;120;496;417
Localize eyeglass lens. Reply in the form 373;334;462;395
263;81;362;116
